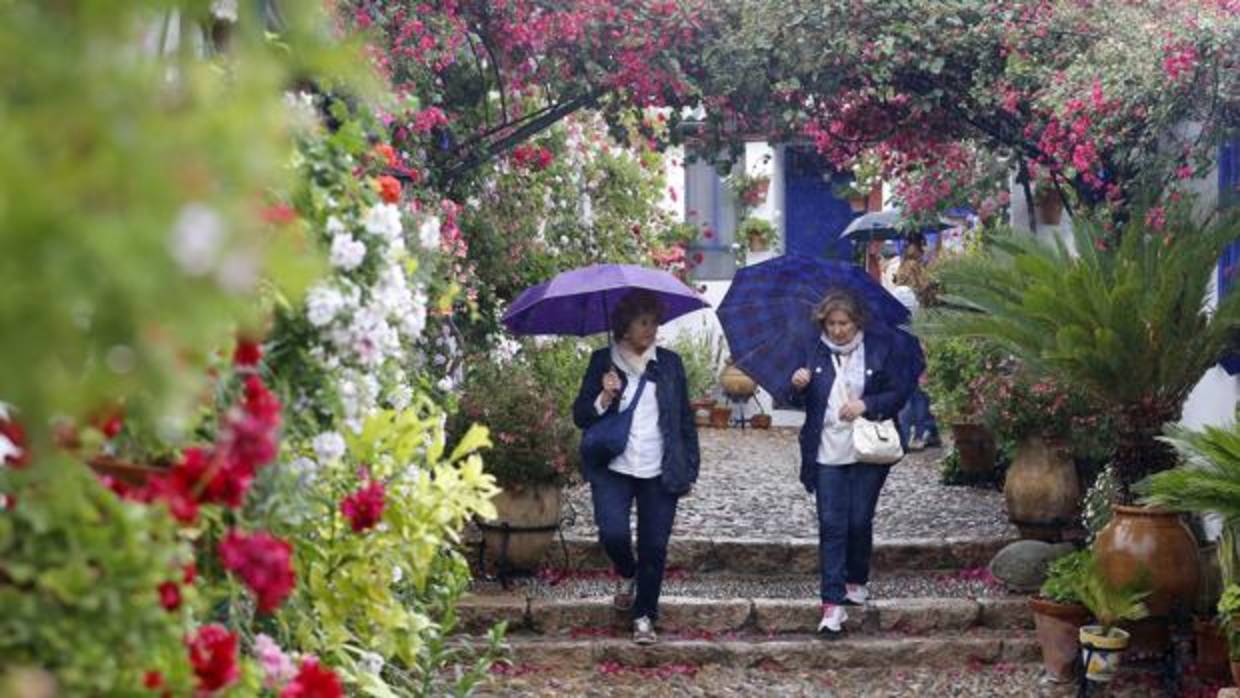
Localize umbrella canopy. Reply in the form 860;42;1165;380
842;209;952;242
716;255;911;404
502;263;709;337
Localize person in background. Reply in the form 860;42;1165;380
572;290;700;646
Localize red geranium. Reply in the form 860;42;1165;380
376;175;402;203
158;581;182;611
340;479;386;533
186;624;239;692
233;339;263;367
218;530;296;613
279;658;344;698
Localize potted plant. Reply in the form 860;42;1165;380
738;216;777;253
973;362;1105;541
929;208;1240;636
1029;548;1092;683
833;153;882;212
727;172;770;209
749;401;772;430
449;355;579;572
666;323;724;427
922;336;1002;476
1075;557;1151;683
1218;584;1240;685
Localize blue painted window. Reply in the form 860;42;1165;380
1219;137;1240;374
683;155;737;281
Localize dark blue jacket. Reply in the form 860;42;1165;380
786;328;921;493
572;347;700;495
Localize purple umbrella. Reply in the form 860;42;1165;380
502;263;709;337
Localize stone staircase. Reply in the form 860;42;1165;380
458;535;1040;674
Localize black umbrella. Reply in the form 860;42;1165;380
842;210;952;242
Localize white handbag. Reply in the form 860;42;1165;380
831;354;904;465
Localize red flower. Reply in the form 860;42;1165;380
0;417;29;468
262;204;297;225
411;107;448;134
158;581;182;611
373;143;398;167
186;624;239;692
376;175;402;204
340;479;386;533
183;561;198;585
143;670;164;689
233;339;263;368
279;658;344;698
217;530;296;613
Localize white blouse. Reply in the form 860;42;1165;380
593;345;663;478
817;340;867;466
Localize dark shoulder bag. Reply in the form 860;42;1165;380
579;375;648;474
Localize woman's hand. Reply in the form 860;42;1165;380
599;368;622;408
791;368;811;389
838;398;867;422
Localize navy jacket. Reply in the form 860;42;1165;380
572;346;700;495
786;328;921;493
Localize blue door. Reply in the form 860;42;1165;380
783;146;857;260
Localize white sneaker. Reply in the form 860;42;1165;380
633;615;657;645
817;603;847;635
844;584;869;606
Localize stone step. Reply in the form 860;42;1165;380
473;630;1040;670
456;593;1032;637
504;535;1015;576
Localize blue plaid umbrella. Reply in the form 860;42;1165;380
716;255;911;405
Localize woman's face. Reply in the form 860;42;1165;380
622;312;659;352
823;309;859;345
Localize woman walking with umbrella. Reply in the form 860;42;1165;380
503;265;707;646
788;288;920;635
570;289;699;645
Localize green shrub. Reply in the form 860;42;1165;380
1040;549;1091;604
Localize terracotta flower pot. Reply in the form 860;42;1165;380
709;406;732;429
950;423;996;476
1094;505;1200;655
1193;617;1231;682
691;399;715;428
1231;659;1240;687
1004;437;1081;541
1029;597;1089;683
747;232;769;253
480;485;562;573
848;195;868;213
750;414;772;429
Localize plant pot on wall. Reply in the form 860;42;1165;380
750;414;771;429
480;484;562;573
951;423;996;476
1029;597;1089;683
1093;506;1200;655
1004;437;1081;541
848;195;868;213
747;232;769;253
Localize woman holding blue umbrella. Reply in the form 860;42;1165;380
570;289;699;646
787;288;920;636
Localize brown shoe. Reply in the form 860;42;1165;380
613;577;634;611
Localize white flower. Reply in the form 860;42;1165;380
362;203;402;242
400;290;428;340
168;203;225;276
0;402;11;421
418;215;441;250
436;375;455;392
312;431;346;463
306;285;345;327
325;216;346;237
392;565;404;584
360;651;385;675
0;433;21;465
210;0;239;22
388;384;412;411
329;233;367;271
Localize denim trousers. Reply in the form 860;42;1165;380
814;463;891;604
590;468;680;620
898;386;939;442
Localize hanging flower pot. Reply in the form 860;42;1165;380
848;195;868;213
1035;186;1064;226
1079;625;1130;682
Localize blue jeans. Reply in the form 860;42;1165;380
898;386;939;443
814;464;891;604
590;469;680;620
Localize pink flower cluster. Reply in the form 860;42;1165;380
340;478;387;533
218;530;296;613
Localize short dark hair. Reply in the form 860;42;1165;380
610;290;663;342
812;287;868;330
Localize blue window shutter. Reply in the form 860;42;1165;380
1219;137;1240;374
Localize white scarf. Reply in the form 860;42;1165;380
821;330;864;356
611;343;656;378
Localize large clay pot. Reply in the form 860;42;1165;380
720;364;756;400
1095;506;1200;616
1004;437;1081;541
951;423;997;476
480;485;562;573
1029;597;1089;683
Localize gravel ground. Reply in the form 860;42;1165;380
478;662;1218;697
562;429;1016;541
472;569;1011;600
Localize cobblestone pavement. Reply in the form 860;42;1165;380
478;662;1210;697
562;428;1017;542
